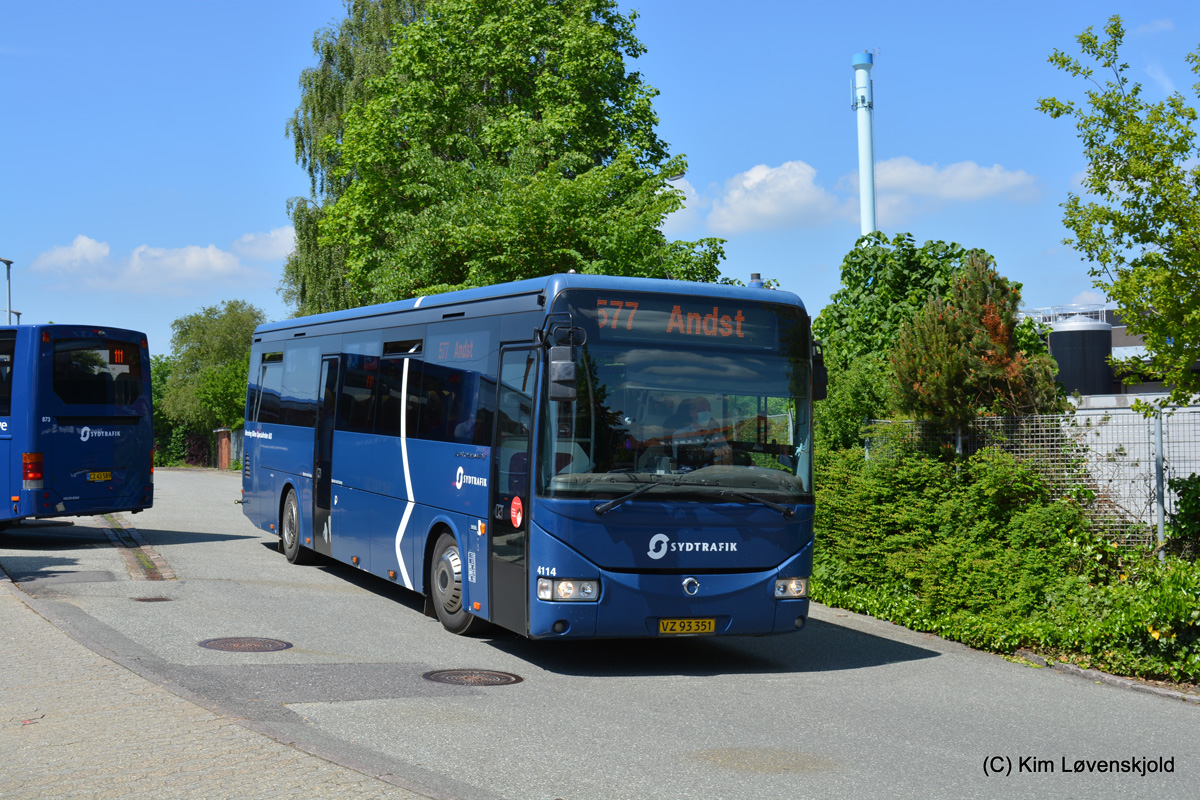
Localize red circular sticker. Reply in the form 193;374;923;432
510;496;524;528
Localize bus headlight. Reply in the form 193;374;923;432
537;578;600;602
774;578;808;599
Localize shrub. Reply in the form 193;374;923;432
1165;473;1200;559
813;445;1200;683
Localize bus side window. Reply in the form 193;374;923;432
508;451;528;495
246;382;259;422
281;342;320;428
337;355;377;434
497;350;535;495
0;331;14;416
257;363;283;423
375;357;419;438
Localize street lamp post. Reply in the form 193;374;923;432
0;258;11;324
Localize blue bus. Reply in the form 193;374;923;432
0;324;154;526
242;274;814;638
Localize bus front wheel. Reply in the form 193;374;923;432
430;532;485;635
279;490;310;565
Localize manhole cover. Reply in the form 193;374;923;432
423;669;523;686
199;637;293;652
133;597;172;602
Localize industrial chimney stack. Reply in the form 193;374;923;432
852;51;876;236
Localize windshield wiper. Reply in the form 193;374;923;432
593;481;668;515
593;479;714;515
594;482;795;518
720;490;795;518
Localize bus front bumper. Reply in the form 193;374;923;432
528;566;810;639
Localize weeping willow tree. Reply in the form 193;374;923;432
281;0;426;315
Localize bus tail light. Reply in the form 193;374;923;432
22;453;44;490
774;577;809;599
537;578;600;602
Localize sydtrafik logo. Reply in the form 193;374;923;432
648;534;670;559
79;426;120;443
647;533;738;560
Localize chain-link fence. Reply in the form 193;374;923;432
865;409;1200;547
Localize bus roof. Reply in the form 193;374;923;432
0;323;148;340
255;273;806;336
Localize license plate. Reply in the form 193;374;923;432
658;618;715;635
87;471;112;482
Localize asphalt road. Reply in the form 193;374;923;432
1;469;1197;800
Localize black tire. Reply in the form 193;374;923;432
429;531;486;635
279;490;310;564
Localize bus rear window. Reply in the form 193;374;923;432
52;339;144;405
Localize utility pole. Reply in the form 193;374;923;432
0;258;12;324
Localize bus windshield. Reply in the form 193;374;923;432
538;294;812;505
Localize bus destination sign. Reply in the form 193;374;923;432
572;292;780;349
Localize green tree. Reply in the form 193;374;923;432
150;354;183;465
814;232;981;373
319;0;724;303
163;300;265;432
282;0;426;315
812;355;890;450
891;253;1063;427
812;232;985;447
1038;16;1200;409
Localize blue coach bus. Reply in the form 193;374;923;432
242;274;815;638
0;324;154;526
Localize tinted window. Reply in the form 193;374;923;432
281;342;320;428
0;331;14;416
52;338;143;406
255;353;283;423
337;354;378;434
413;361;494;445
375;357;419;438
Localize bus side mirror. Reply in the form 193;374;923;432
812;343;827;401
548;346;577;402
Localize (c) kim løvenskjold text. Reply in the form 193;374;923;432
1020;756;1174;775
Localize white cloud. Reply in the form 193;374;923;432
874;156;1037;202
861;157;1038;227
232;226;296;261
707;161;853;234
700;156;1037;234
1144;63;1176;95
1134;19;1173;35
31;235;111;272
660;178;704;237
125;244;253;293
31;234;275;295
1071;289;1109;306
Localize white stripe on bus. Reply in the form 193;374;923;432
394;357;414;589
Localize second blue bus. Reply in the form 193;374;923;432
0;324;154;526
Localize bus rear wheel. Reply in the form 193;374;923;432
430;532;485;635
279;490;310;565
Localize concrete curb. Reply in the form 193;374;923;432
1014;648;1200;705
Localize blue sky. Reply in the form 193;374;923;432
3;1;1198;357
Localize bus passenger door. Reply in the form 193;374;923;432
313;355;339;558
0;331;12;520
490;346;537;635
